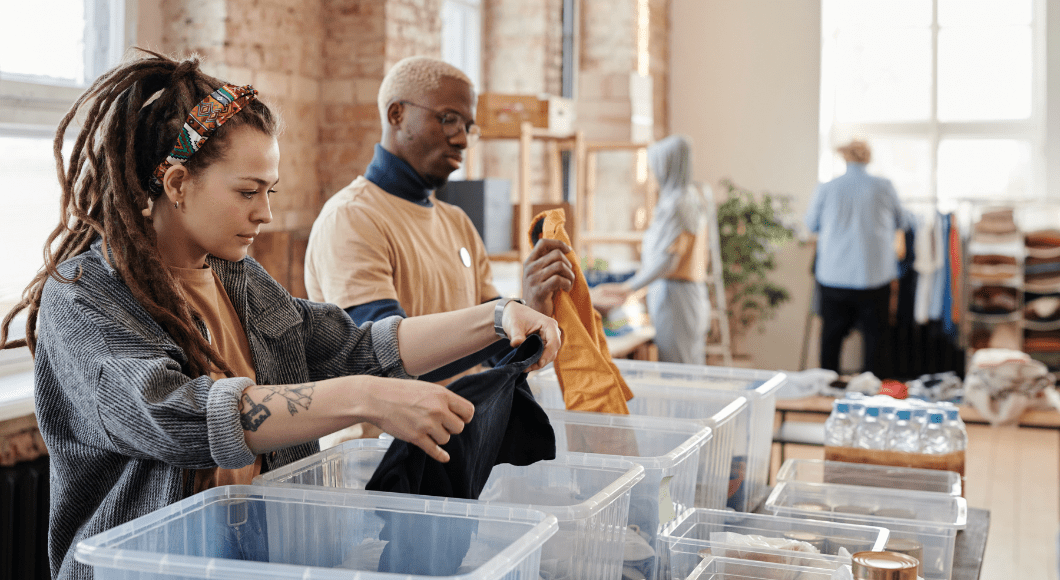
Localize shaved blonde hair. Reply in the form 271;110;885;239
377;56;475;124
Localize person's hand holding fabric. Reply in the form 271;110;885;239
522;238;576;316
359;378;475;463
498;300;563;371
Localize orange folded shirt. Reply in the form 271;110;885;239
529;209;633;414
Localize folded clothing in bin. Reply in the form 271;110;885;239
368;335;557;575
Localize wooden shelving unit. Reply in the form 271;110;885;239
465;122;586;263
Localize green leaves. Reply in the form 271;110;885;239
716;179;796;334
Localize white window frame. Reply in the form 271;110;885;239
0;0;132;372
819;0;1047;204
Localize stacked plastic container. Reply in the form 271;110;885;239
764;481;968;580
543;408;712;580
254;437;646;580
659;508;890;579
530;360;786;512
686;556;841;580
776;459;963;496
75;485;558;580
615;360;787;512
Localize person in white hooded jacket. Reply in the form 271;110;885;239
592;135;710;364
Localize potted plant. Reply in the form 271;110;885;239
713;178;797;355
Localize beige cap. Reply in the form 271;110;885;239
838;139;872;164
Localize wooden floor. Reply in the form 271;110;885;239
770;423;1060;580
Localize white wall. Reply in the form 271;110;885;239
669;0;821;371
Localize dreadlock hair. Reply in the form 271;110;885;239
0;48;279;379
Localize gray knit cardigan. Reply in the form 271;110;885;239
35;238;411;579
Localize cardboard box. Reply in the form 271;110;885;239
823;445;965;496
477;93;575;138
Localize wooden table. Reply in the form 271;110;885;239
775;394;1060;429
605;325;657;360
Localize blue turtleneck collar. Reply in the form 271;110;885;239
364;144;434;207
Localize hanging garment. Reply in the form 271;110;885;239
367;335;556;575
913;212;942;324
529;209;634;413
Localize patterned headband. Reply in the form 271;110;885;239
148;83;258;194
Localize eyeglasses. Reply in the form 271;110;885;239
400;101;480;147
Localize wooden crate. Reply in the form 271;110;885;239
477;93;574;138
824;445;965;496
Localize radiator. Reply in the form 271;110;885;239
0;456;50;580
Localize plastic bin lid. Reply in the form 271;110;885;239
75;485;559;580
775;458;963;496
765;481;968;530
612;359;789;396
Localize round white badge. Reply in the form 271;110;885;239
459;247;472;268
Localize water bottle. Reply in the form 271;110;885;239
880;404;897;428
886;409;920;452
911;407;928;430
943;408;967;451
920;411;952;455
849;401;866;419
824;401;856;447
854;407;888;450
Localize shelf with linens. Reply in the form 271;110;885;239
964;206;1025;354
1020;208;1060;365
962;203;1060;368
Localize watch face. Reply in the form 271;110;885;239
459;247;471;268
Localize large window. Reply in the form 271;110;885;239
0;0;128;343
819;0;1043;206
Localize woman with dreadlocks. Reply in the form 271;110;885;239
0;50;561;580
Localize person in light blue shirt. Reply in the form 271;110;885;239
805;140;907;374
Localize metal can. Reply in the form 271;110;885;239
851;551;920;580
792;501;831;512
884;538;923;574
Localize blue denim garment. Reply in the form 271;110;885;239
368;334;556;575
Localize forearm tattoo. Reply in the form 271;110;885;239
239;393;271;432
260;383;316;416
238;383;316;432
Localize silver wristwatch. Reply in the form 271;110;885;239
494;297;526;339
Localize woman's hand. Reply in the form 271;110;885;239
501;301;562;371
360;378;475;463
589;283;631;314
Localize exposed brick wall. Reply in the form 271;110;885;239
650;0;670;141
479;0;560;209
320;0;387;198
155;0;668;292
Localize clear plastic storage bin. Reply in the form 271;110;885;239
615;360;787;512
254;438;646;580
545;408;712;580
776;458;963;496
765;481;969;580
75;485;558;580
686;555;840;580
530;365;758;511
659;508;890;580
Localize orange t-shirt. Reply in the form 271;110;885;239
304;176;500;315
666;227;708;283
170;265;262;491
